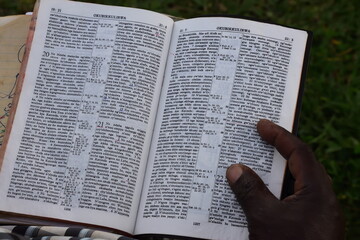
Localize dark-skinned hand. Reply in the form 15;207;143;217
226;119;345;240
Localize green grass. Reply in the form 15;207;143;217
1;0;359;239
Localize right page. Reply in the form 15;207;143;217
136;17;309;240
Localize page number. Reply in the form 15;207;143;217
51;8;62;13
159;23;167;29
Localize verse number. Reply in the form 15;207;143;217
42;51;50;57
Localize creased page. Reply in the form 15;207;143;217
0;0;173;233
136;17;308;240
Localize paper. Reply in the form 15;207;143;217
0;15;31;145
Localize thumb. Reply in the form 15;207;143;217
226;164;278;218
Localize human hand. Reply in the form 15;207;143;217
226;119;345;240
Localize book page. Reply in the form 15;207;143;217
136;17;308;239
0;15;31;146
0;0;173;234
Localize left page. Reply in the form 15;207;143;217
0;0;173;234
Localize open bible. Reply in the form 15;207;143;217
0;0;311;239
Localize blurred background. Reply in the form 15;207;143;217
0;0;359;239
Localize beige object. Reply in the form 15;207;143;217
0;15;31;146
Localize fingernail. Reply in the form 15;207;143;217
226;164;243;184
258;119;273;126
257;119;276;133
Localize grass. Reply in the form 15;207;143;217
1;0;359;239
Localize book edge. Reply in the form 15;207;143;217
280;31;313;199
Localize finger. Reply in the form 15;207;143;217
256;119;328;191
257;119;310;160
226;164;278;218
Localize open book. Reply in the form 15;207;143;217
0;0;311;239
